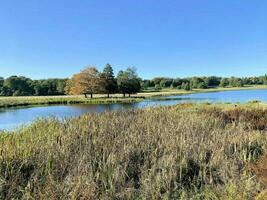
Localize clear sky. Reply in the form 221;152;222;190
0;0;267;79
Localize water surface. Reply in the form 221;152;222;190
1;89;267;130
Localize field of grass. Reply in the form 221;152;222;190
0;103;267;199
0;85;266;108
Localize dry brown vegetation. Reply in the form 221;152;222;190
0;103;267;199
248;154;267;200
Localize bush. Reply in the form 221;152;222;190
155;84;162;91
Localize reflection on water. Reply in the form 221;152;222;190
1;89;267;130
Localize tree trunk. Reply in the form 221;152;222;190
90;93;93;98
128;93;131;97
84;93;87;98
123;93;126;98
107;93;110;98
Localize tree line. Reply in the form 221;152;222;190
0;64;267;96
142;75;267;91
0;76;67;96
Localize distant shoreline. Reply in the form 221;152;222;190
0;85;267;108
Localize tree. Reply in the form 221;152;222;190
141;79;154;90
117;67;141;97
0;77;4;95
64;78;74;95
172;78;183;88
228;77;244;87
155;84;162;91
30;79;67;96
3;76;33;96
102;63;117;98
219;78;229;87
68;67;102;98
181;82;191;91
159;78;173;88
204;76;221;87
190;77;207;89
151;77;165;86
263;75;267;85
0;77;3;86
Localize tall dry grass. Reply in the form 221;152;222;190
0;103;266;199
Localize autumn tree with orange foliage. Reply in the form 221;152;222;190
66;67;104;98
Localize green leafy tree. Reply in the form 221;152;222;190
261;75;267;85
159;78;173;88
204;76;221;87
30;79;67;96
155;84;162;91
190;77;207;89
141;79;154;90
117;67;141;97
102;63;117;98
3;76;33;96
151;77;165;86
181;82;191;91
228;77;244;87
220;78;229;87
172;78;183;88
0;77;4;95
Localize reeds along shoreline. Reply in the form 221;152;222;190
0;96;143;108
0;103;267;199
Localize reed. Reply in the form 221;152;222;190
0;103;266;199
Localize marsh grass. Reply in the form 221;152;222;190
0;96;143;108
0;103;266;199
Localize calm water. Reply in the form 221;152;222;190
1;89;267;130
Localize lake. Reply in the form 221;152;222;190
1;89;267;130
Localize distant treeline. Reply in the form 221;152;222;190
0;64;141;97
0;64;267;96
0;77;67;96
143;75;267;90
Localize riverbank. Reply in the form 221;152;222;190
1;103;266;199
0;85;266;108
138;84;267;98
0;96;143;108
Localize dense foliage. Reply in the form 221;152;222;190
65;65;141;98
143;75;267;90
0;76;67;96
1;65;267;96
0;103;267;199
117;67;141;97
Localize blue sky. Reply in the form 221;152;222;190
0;0;267;79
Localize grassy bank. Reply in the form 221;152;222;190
0;103;267;199
139;84;267;98
0;96;143;108
0;85;266;108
